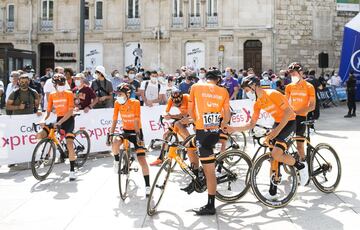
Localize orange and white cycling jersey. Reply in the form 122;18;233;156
253;89;296;123
285;80;315;116
189;82;229;130
165;94;190;115
47;90;74;117
113;98;141;130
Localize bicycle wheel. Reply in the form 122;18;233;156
73;129;90;168
118;150;129;200
310;143;341;193
147;158;172;216
224;132;247;165
216;149;252;202
31;139;56;181
250;153;298;208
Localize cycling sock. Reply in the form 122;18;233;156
114;154;119;161
144;175;150;187
70;161;75;172
193;168;199;177
294;161;305;170
207;194;215;208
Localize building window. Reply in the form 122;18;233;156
128;0;139;18
207;0;217;16
190;0;200;17
85;2;89;20
6;4;15;32
173;0;183;17
42;0;53;20
95;1;103;20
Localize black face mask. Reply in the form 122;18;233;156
20;82;29;89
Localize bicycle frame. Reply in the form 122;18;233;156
167;145;198;181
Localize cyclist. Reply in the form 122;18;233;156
109;83;150;197
37;73;77;181
187;70;230;215
150;89;195;166
285;62;316;183
227;76;308;192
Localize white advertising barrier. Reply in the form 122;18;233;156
0;99;274;164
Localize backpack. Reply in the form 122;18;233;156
94;80;110;96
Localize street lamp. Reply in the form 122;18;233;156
79;0;85;72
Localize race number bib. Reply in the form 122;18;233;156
203;113;221;129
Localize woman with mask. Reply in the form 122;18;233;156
73;73;98;113
108;83;151;197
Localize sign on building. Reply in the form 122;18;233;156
336;0;360;12
185;41;205;71
84;43;103;73
125;42;143;71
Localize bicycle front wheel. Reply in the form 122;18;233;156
147;158;172;216
216;149;252;202
250;153;298;208
311;143;341;193
31;139;56;181
74;129;90;168
118;150;130;200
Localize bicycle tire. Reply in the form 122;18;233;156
250;153;298;208
224;132;247;165
215;149;252;202
147;158;172;216
118;150;129;200
311;143;341;193
74;129;90;168
31;139;56;181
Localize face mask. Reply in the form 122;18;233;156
20;82;29;89
129;74;135;80
199;73;205;79
272;78;279;82
291;76;300;84
150;77;158;84
116;96;127;105
57;85;67;92
158;77;165;84
175;73;180;77
246;91;256;101
279;75;285;80
27;73;34;78
75;80;82;87
115;73;121;78
225;72;231;78
263;76;269;81
93;74;98;79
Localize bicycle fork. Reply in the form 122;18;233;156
269;159;281;195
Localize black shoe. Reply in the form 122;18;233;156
269;183;277;196
180;181;195;195
344;114;352;118
192;205;216;216
352;113;356;117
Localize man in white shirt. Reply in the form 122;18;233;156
5;71;20;101
328;73;342;87
139;70;166;107
43;66;70;110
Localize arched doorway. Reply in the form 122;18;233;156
244;40;262;75
39;43;54;76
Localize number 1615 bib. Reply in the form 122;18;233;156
203;113;221;129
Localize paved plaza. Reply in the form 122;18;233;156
1;104;360;230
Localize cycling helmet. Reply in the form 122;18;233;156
116;83;132;96
241;76;260;89
288;62;303;73
170;89;183;106
52;73;66;85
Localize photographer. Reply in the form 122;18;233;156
91;66;113;108
6;74;41;116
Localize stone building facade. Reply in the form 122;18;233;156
0;0;358;77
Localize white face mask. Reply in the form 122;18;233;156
75;80;82;87
116;96;127;105
246;91;256;101
291;76;300;84
27;72;34;78
93;74;98;80
199;73;205;79
129;74;135;80
57;85;67;92
150;77;158;84
263;76;269;81
158;77;165;84
115;73;121;78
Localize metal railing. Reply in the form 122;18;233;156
126;17;140;29
6;21;14;32
40;19;53;32
189;16;201;28
85;19;89;30
207;15;218;27
172;17;183;27
94;19;103;30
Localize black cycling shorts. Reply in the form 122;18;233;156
123;129;146;156
43;116;75;140
195;129;219;164
272;120;296;151
295;115;307;138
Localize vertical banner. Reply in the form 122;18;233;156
125;42;143;70
84;43;103;73
185;41;205;71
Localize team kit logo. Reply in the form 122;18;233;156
351;49;360;72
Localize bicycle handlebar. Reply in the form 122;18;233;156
148;138;186;151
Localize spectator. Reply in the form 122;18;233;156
179;74;194;94
40;68;53;86
110;69;122;90
197;67;207;84
139;70;166;107
270;74;279;90
165;76;178;100
0;79;4;111
279;69;291;86
344;72;356;118
247;68;255;76
260;71;271;88
328;72;342;87
306;69;321;120
275;78;285;94
237;70;247;99
73;73;98;113
64;67;76;89
84;70;95;84
135;72;144;83
222;67;239;100
5;71;20;102
6;74;41;115
91;65;114;108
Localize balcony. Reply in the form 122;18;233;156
126;17;140;30
94;19;103;30
172;17;183;28
6;21;14;32
85;19;89;30
207;16;218;27
40;19;53;32
189;16;201;28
